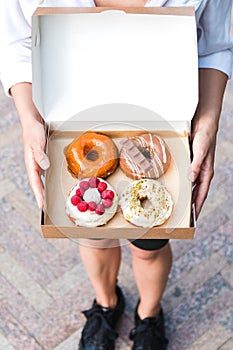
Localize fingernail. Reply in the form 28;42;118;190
188;170;195;182
40;158;50;170
36;197;41;209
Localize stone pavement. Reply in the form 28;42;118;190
1;33;233;350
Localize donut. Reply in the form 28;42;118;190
120;179;173;227
66;177;118;227
120;133;171;179
66;132;118;178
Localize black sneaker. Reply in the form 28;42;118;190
78;285;125;350
129;302;168;350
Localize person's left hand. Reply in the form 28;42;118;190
189;113;218;219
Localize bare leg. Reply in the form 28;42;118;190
130;242;172;319
78;239;121;308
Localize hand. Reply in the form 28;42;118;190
189;114;217;219
22;118;50;209
10;83;50;209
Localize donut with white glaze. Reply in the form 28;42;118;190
120;179;173;227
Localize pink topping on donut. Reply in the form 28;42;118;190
101;190;114;200
71;195;81;206
72;179;115;214
96;204;105;215
88;201;97;211
89;177;100;188
102;199;113;208
97;182;107;192
77;201;88;212
76;187;85;197
79;181;89;191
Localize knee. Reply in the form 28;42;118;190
78;239;120;249
130;244;161;261
130;242;171;261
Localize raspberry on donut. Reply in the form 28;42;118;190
65;132;118;179
120;133;171;180
97;182;107;192
89;177;100;188
66;178;118;227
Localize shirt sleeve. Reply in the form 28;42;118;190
0;0;35;97
197;0;233;79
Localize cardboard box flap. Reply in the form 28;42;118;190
32;7;198;125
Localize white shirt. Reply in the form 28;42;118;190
0;0;232;96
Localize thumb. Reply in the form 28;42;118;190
33;148;50;170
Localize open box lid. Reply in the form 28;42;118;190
32;7;198;127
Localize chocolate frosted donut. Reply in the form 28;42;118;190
120;133;171;179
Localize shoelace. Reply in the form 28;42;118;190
82;305;118;346
129;317;168;350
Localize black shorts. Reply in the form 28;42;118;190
129;239;169;251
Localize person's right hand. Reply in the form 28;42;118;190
10;82;50;209
22;118;50;209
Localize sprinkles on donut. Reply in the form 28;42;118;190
120;133;171;179
66;177;118;227
120;179;173;227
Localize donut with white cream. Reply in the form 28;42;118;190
66;177;118;227
120;179;173;227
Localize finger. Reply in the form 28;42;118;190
33;147;50;170
30;168;44;209
25;147;45;209
189;148;206;183
193;184;208;219
193;170;214;219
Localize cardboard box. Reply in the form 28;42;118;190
32;6;198;239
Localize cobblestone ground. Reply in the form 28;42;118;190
1;30;233;350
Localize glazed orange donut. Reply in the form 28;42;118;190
120;133;171;179
66;132;118;178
